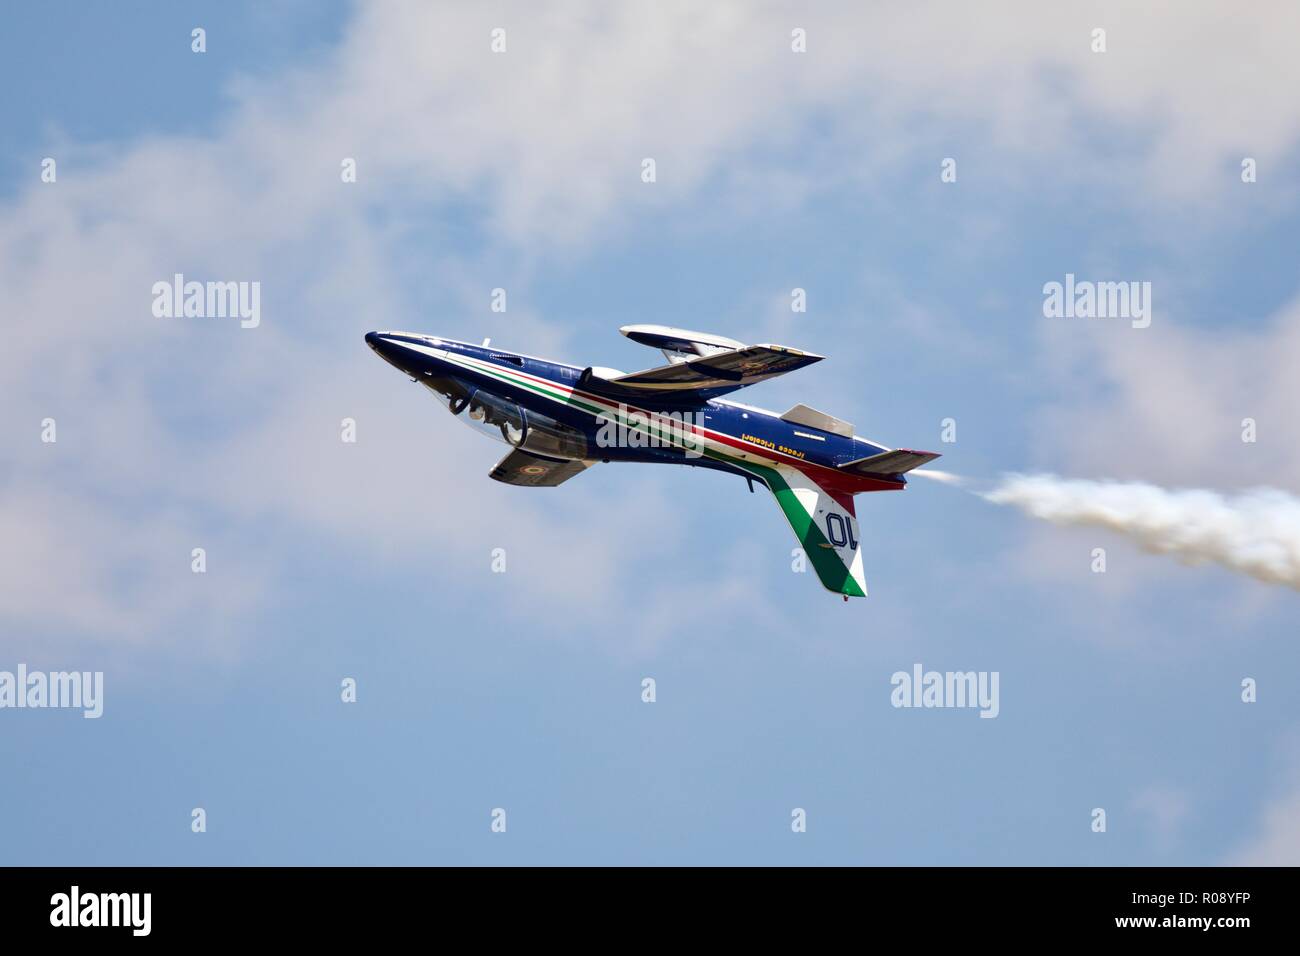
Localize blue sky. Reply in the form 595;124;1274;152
3;1;1300;865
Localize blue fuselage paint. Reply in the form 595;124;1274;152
365;332;901;487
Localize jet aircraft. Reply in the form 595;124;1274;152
365;325;939;598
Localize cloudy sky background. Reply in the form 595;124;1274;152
3;0;1299;864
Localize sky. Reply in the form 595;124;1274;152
2;0;1300;865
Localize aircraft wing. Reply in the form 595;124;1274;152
489;450;594;487
580;344;822;401
746;460;868;597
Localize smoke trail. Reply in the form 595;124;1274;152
982;473;1300;589
910;468;967;486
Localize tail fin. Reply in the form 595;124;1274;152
749;462;867;598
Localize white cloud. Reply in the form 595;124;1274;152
0;482;269;653
326;2;1300;231
1038;296;1300;487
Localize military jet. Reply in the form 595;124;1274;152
365;325;938;598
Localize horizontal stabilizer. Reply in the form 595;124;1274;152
489;450;594;487
780;403;854;439
839;448;941;478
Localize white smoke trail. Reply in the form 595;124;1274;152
982;473;1300;589
910;468;967;486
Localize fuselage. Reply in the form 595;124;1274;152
365;331;907;497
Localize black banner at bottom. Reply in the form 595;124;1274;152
0;866;1281;941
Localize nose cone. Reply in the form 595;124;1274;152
366;330;441;377
365;330;405;370
366;330;402;362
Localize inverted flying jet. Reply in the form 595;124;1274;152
365;325;939;598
